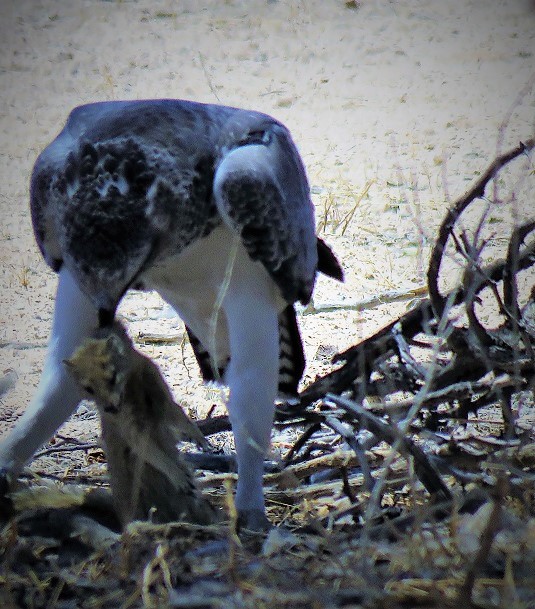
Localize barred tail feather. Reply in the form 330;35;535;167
187;306;305;397
277;305;305;397
185;327;228;383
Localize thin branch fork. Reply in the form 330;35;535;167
323;415;375;491
427;137;534;321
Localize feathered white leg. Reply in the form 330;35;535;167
0;267;98;479
222;264;279;530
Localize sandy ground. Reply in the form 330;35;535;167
0;0;534;472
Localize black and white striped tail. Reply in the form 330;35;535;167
277;305;305;397
185;328;228;383
186;304;305;397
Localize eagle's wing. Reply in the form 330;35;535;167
213;121;318;306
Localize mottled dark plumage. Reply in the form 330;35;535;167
30;100;329;313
